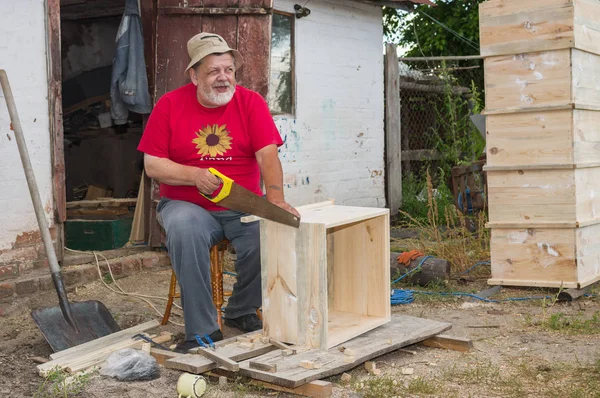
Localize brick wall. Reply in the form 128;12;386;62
273;0;386;208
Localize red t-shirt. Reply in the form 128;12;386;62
137;83;283;211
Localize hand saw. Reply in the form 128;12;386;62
200;168;300;228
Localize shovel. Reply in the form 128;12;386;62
0;70;120;352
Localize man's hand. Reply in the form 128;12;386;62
269;199;300;218
195;168;221;195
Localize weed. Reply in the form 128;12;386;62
231;376;267;397
102;273;114;285
543;312;600;334
406;376;439;395
432;66;485;178
397;172;490;275
34;368;92;398
352;376;441;398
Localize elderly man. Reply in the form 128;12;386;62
138;32;298;353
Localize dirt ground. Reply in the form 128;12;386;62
1;263;600;398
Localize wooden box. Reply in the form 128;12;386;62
259;202;391;350
479;0;600;57
485;109;600;167
489;223;600;288
484;48;600;113
486;167;600;226
65;217;133;251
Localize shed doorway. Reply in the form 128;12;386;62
59;0;148;252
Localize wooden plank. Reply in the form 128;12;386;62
165;333;277;374
482;103;574;115
237;14;272;98
150;348;181;366
572;49;600;107
483;164;576;171
487;167;600;225
575;168;600;223
66;199;137;208
327;215;390;348
484;49;572;112
250;380;332;398
261;221;300;345
485;110;574;167
574;110;600;164
490;228;578;285
269;338;295;353
296;223;328;349
488;278;582;288
41;338;145;375
420;334;473;352
154;14;202;99
237;314;451;389
48;0;66;230
159;7;269;15
65;340;145;374
487;169;576;224
48;320;159;361
213;368;332;398
573;0;600;55
195;348;240;372
129;172;146;243
241;201;335;223
385;43;402;215
486;222;578;228
575;223;600;282
479;0;575;57
298;205;389;229
250;361;277;373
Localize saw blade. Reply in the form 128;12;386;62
217;183;300;228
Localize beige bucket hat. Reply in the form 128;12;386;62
184;32;243;76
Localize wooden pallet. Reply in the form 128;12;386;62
163;314;451;392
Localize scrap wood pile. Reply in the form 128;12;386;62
34;315;462;397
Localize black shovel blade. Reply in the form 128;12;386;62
31;300;121;352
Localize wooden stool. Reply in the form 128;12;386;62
161;239;230;328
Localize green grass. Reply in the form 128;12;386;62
441;358;600;398
352;376;442;398
543;312;600;334
102;273;114;285
35;368;92;398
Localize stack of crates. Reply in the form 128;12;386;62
480;0;600;288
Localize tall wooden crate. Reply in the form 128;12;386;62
259;202;391;350
480;0;600;288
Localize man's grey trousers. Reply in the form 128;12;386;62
157;198;261;341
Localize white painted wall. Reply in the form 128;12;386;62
273;0;386;208
0;0;53;250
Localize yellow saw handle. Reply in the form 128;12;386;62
200;168;233;203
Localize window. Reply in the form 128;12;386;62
268;12;294;115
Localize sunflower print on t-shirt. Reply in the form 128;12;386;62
192;124;233;158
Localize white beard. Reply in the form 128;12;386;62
200;83;236;107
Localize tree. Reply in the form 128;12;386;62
383;0;483;57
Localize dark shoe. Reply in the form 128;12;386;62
224;313;263;333
173;329;223;353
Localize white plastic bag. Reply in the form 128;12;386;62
100;348;160;381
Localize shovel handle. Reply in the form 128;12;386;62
0;70;78;331
200;168;233;203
